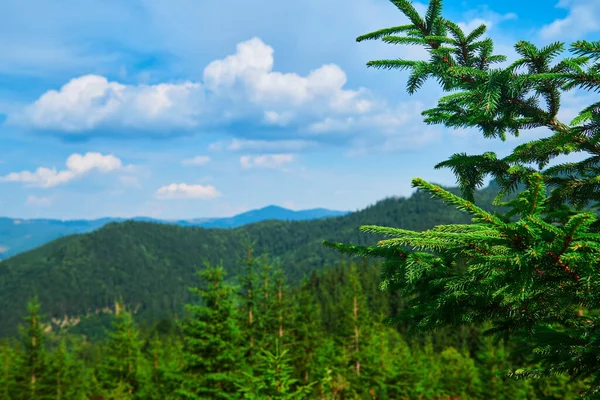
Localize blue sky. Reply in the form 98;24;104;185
0;0;597;219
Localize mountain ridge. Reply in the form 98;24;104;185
0;205;349;259
0;183;505;336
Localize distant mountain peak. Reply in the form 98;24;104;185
0;205;349;259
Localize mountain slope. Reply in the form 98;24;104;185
190;205;349;228
0;184;502;336
0;206;348;259
0;218;113;260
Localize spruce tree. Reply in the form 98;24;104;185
141;334;183;400
0;340;16;400
314;338;350;399
238;339;313;399
288;280;322;385
97;301;146;399
340;263;380;397
273;262;287;343
381;329;418;399
45;336;88;400
178;263;241;399
325;0;600;396
438;346;483;399
12;297;51;400
256;255;277;349
238;245;258;359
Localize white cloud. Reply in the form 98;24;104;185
11;75;203;132
457;11;517;33
11;37;403;147
154;183;221;199
182;155;211;166
0;152;123;188
203;38;374;117
540;0;600;40
210;139;316;153
308;102;424;135
26;195;52;207
240;154;294;169
263;111;293;126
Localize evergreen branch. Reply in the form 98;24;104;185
356;24;415;42
570;40;600;61
390;0;427;32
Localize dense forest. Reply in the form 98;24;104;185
3;0;600;395
0;255;585;399
0;183;505;337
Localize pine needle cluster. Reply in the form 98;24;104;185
326;0;600;396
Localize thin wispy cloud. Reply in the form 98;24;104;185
154;183;221;199
240;154;294;169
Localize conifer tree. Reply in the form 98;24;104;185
178;263;241;399
256;255;277;348
380;329;418;399
141;334;183;400
45;336;88;400
12;297;51;400
288;281;322;385
238;339;313;399
438;347;483;399
0;340;16;400
340;263;380;397
475;336;534;400
326;0;600;395
238;245;258;358
97;301;146;399
273;262;287;342
314;338;350;399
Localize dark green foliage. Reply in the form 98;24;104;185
0;183;505;337
178;264;241;399
328;0;600;397
97;301;146;399
12;297;52;400
0;341;16;399
287;281;322;385
45;337;88;399
1;260;586;399
237;245;258;359
141;334;182;400
238;340;314;399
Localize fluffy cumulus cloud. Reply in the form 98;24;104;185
0;152;123;188
181;156;211;166
154;183;221;199
10;75;203;133
202;38;373;117
240;154;294;169
9;37;432;151
540;0;600;40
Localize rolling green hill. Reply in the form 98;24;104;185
0;183;503;336
0;206;348;260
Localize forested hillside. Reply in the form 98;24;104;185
0;206;348;260
0;257;583;398
0;183;503;337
